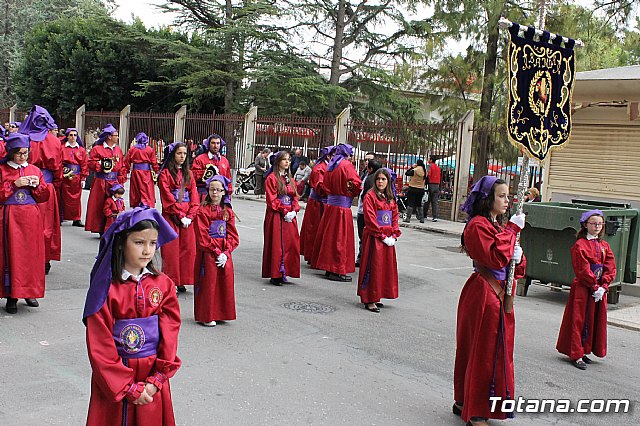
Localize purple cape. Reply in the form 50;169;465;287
18;105;57;142
327;143;354;171
82;207;178;324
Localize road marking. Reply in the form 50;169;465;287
409;264;471;271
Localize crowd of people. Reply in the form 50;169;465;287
0;105;616;425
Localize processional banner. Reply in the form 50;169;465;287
506;23;576;161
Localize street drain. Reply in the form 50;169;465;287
282;301;335;314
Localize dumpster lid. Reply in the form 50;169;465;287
571;199;631;209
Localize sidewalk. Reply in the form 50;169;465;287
234;193;640;332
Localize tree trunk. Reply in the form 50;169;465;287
474;11;502;182
223;0;234;114
328;0;346;115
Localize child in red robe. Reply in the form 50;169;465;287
357;168;401;313
60;128;89;226
193;175;239;326
556;209;615;370
453;176;526;425
0;132;50;313
83;207;181;426
158;142;200;293
103;183;126;234
262;151;300;286
123;132;160;208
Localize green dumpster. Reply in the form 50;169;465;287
518;201;639;304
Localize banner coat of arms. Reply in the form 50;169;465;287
507;23;577;161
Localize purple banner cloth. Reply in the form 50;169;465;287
113;315;159;359
208;220;227;239
376;210;392;226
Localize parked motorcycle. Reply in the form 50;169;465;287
235;162;256;194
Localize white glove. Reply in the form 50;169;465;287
509;213;526;230
216;253;228;268
284;211;296;222
512;244;523;264
382;237;396;247
593;287;606;302
180;217;192;228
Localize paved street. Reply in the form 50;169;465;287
1;195;639;425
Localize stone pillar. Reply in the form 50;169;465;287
242;106;258;168
452;110;475;221
75;104;85;141
174;105;187;142
119;105;131;153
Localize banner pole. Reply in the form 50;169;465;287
504;1;548;308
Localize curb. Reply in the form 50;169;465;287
233;194;464;238
607;319;640;332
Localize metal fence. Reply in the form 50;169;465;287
129;112;175;161
184;113;244;168
83;110;120;147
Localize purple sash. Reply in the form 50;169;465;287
208;220;227;239
170;188;191;203
2;188;36;205
309;189;322;202
278;194;292;206
327;194;352;208
41;169;54;184
96;171;118;181
63;163;81;175
113;315;159;359
590;263;603;281
474;264;507;281
376;210;392;226
132;163;151;171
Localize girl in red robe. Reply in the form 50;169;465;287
357;168;401;313
453;176;526;426
103;183;126;233
262;151;300;286
0;133;50;313
313;144;362;281
85;124;127;235
158;142;200;293
193;175;239;326
556;209;615;370
83;207;181;426
300;146;333;263
123;132;160;208
60;128;88;226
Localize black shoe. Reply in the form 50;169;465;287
327;273;352;282
452;402;463;416
44;262;51;275
5;298;17;314
270;278;283;286
573;359;587;370
24;298;39;307
582;355;593;364
364;304;380;313
72;220;84;227
177;285;187;293
375;302;384;308
355;261;360;267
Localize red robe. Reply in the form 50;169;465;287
158;168;200;286
123;145;160;208
194;205;239;322
191;153;232;200
453;216;526;423
556;237;615;360
103;196;126;234
357;191;401;304
261;173;300;280
300;160;327;262
85;273;181;426
0;163;49;298
85;144;127;233
60;143;89;220
313;160;361;275
29;133;62;261
0;140;6;159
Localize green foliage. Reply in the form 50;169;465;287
12;16;186;117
